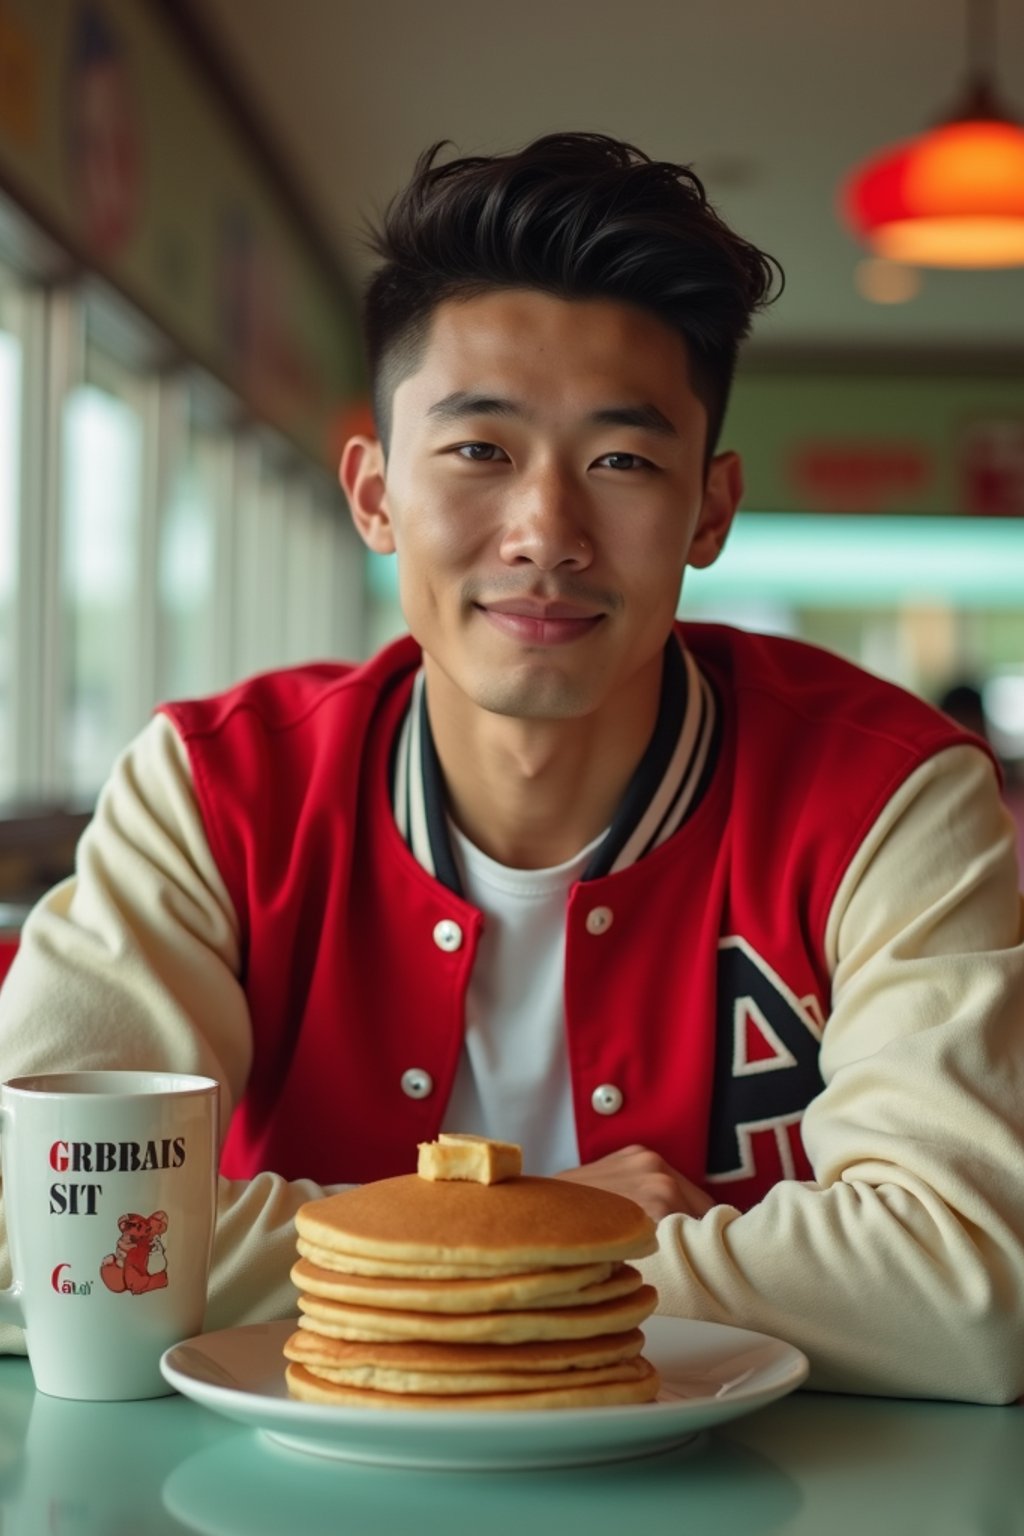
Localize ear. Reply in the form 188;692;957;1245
118;1216;131;1232
688;451;743;570
149;1211;168;1235
339;435;395;555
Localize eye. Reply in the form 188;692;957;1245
595;452;654;472
454;442;510;462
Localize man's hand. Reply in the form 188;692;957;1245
555;1144;716;1223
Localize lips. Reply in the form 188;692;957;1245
475;600;604;647
483;600;599;621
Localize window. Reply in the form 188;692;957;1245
234;435;288;680
0;206;372;815
157;384;231;701
59;344;146;796
0;268;22;799
282;471;356;666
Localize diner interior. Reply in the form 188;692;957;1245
1;3;1024;1528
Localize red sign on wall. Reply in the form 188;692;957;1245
789;443;932;514
960;420;1024;517
66;2;142;257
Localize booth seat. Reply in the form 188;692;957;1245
0;939;16;988
0;904;28;991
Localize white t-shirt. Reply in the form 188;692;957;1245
441;822;606;1174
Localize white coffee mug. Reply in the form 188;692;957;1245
0;1071;219;1400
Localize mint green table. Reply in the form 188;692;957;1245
0;1357;1020;1535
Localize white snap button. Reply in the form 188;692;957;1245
401;1068;434;1100
433;919;463;953
585;906;614;936
591;1083;623;1115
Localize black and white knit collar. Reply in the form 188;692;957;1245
391;633;719;896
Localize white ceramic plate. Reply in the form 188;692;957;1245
160;1315;807;1470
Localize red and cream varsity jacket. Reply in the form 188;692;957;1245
163;623;971;1206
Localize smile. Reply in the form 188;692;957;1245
475;604;605;647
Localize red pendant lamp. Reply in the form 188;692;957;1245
841;0;1024;268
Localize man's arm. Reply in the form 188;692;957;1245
570;745;1024;1402
556;1144;715;1219
0;715;330;1351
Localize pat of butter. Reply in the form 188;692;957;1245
417;1133;523;1184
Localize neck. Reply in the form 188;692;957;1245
422;656;664;870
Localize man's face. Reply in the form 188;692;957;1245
344;289;740;724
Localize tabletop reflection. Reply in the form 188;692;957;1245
0;1359;1021;1536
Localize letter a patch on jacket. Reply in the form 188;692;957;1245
707;936;825;1184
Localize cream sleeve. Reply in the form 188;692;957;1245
640;743;1024;1403
0;714;343;1355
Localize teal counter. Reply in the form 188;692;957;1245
0;1357;1021;1535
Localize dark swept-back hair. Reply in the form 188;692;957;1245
362;132;782;458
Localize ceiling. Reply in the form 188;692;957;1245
189;0;1024;356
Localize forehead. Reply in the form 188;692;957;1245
397;289;698;415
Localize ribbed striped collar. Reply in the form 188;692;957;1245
390;633;719;895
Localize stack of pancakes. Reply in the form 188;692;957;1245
285;1165;660;1410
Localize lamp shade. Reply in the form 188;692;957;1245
841;118;1024;267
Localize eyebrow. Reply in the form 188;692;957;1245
425;392;679;438
427;392;524;422
590;404;678;438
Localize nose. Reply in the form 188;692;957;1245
497;463;593;571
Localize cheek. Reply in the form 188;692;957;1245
393;517;461;626
394;491;494;567
602;511;688;580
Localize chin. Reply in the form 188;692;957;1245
470;672;596;721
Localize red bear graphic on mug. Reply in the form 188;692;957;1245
99;1211;169;1294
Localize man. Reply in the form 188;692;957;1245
2;134;1022;1400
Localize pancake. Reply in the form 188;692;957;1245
286;1139;661;1412
283;1326;647;1374
295;1175;658;1269
296;1282;658;1344
286;1356;652;1395
290;1257;638;1313
285;1358;660;1409
295;1237;546;1280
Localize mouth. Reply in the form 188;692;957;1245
474;600;605;647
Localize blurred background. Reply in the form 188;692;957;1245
0;0;1023;913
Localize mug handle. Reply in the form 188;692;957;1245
0;1104;26;1327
